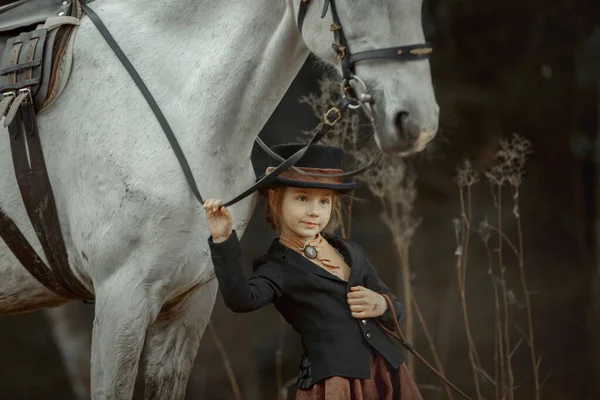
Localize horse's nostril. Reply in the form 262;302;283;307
394;111;412;141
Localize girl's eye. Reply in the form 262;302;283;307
321;199;330;205
297;196;307;201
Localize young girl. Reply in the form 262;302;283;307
204;143;422;400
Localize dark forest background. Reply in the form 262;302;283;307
2;0;600;399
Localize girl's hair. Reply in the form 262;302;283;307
266;187;340;234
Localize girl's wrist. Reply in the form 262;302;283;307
212;233;231;243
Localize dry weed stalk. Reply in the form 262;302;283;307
478;219;503;400
454;160;484;400
208;321;242;400
360;156;420;374
485;134;538;400
484;158;514;400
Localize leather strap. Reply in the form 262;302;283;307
6;41;21;86
378;294;473;400
223;96;353;207
0;209;79;299
80;0;205;204
22;36;37;81
6;97;93;300
349;45;433;64
254;136;373;179
297;0;310;35
81;0;349;209
297;0;432;81
0;39;20;118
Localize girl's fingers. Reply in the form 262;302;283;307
349;304;367;312
347;298;367;305
350;286;364;292
347;291;367;299
203;199;226;214
204;199;215;209
351;311;370;318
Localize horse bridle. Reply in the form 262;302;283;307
80;0;432;207
297;0;431;118
256;0;433;182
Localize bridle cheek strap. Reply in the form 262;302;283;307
297;0;432;80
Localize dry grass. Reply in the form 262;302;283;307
454;134;539;400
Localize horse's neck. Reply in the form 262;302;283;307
99;0;310;160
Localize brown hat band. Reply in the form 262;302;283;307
265;167;344;185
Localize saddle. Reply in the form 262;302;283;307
0;0;94;301
0;0;81;121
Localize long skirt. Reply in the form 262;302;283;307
295;353;422;400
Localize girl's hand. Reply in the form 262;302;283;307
203;198;233;242
346;286;388;319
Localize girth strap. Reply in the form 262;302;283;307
5;97;93;300
0;209;79;299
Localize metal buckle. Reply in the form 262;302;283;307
18;87;33;104
332;42;346;60
323;107;342;126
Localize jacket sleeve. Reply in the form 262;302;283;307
360;246;405;331
209;230;283;313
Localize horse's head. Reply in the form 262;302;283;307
295;0;439;155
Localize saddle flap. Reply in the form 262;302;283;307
0;0;72;32
0;27;47;93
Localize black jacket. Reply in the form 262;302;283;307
209;230;406;387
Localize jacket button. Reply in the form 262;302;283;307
361;319;367;326
366;332;371;339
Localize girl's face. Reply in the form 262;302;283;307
274;187;334;241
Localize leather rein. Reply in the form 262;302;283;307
380;294;474;400
80;5;469;397
80;0;432;207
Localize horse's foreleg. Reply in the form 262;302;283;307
91;280;158;400
143;278;218;400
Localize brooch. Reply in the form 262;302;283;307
303;245;317;259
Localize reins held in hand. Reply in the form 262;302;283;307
378;294;474;400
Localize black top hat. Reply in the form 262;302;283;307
256;143;357;194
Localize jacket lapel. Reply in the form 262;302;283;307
266;235;366;287
324;234;364;290
267;238;347;284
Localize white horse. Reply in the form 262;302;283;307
0;0;438;398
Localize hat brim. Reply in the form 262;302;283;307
255;174;357;196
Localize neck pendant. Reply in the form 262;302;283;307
303;245;317;259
